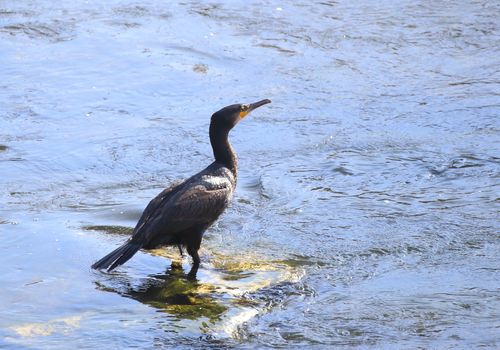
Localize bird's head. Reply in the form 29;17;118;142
211;99;271;131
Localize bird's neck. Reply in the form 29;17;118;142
210;125;238;176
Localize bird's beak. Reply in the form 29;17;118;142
249;99;272;112
240;99;271;119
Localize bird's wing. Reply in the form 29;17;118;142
132;179;185;234
167;178;233;227
130;175;233;244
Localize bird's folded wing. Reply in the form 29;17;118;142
167;182;233;226
131;179;233;243
132;180;185;234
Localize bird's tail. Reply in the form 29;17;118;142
91;240;142;271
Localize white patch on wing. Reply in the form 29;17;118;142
201;176;232;190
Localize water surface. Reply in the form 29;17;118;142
1;1;499;349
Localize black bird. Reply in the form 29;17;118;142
91;99;271;277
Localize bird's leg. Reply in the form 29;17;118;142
171;245;184;270
186;246;200;280
178;245;184;257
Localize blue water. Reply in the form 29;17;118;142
1;1;499;348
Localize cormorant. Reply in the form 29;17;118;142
91;99;271;277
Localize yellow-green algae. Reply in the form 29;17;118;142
82;225;133;235
84;224;303;337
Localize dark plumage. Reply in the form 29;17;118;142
92;99;271;277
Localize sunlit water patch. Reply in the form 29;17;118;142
85;226;304;339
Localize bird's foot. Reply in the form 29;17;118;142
186;264;199;281
170;261;183;270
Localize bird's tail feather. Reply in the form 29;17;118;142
91;241;142;271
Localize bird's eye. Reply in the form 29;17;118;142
241;104;250;111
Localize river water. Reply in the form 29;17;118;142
1;1;499;349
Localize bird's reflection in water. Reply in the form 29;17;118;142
89;225;296;332
95;262;228;322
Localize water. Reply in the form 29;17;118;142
1;1;499;348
